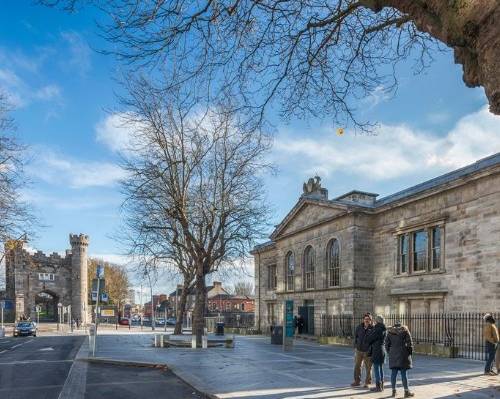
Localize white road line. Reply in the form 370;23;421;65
11;344;22;349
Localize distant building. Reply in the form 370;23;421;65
252;154;500;335
3;234;90;324
168;281;255;317
144;294;168;317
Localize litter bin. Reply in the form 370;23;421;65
215;322;225;336
271;325;283;345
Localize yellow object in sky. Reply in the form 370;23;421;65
336;127;345;136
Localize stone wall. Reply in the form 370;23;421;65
254;160;500;335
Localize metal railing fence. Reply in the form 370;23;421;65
320;312;499;360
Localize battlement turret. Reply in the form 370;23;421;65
69;234;89;247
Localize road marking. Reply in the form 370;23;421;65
11;344;22;349
39;347;55;351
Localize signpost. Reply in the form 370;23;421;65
0;300;5;335
57;302;62;331
92;264;104;357
35;305;41;327
283;300;294;351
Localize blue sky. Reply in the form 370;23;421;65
2;2;500;293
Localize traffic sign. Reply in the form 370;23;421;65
96;265;104;279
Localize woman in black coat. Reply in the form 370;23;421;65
385;322;414;398
366;315;387;392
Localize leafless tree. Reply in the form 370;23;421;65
40;1;500;126
118;78;272;345
0;92;36;268
232;280;254;296
120;208;196;335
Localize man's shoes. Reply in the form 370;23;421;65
391;389;397;397
381;381;385;391
350;382;361;387
404;390;415;398
363;383;369;388
484;371;496;376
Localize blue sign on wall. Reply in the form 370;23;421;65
285;300;294;338
0;300;14;310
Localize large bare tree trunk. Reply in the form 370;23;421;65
174;279;190;335
371;0;500;113
192;271;206;348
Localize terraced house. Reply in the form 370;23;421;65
252;153;500;336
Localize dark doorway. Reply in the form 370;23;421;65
35;291;58;321
298;301;315;335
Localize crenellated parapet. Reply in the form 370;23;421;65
69;234;89;247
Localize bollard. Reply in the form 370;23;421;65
202;335;208;349
225;335;235;348
160;334;164;348
154;334;160;347
191;334;197;348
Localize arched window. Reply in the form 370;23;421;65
303;246;315;289
285;252;295;291
327;239;340;287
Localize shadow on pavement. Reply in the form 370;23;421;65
84;363;207;399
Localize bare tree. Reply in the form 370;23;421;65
40;1;500;125
0;92;36;267
232;281;254;296
119;77;272;345
120;209;196;334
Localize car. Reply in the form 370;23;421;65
118;318;130;326
13;321;37;337
156;318;165;326
166;318;176;326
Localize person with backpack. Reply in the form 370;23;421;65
385;321;415;398
366;315;387;392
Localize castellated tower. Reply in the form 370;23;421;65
70;234;89;325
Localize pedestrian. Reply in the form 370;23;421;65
351;313;374;388
385;321;414;398
293;315;298;335
483;313;499;376
366;315;387;392
297;315;305;335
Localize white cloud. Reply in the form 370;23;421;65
34;84;61;101
28;149;126;189
61;31;91;76
95;113;136;153
273;106;500;181
362;85;392;109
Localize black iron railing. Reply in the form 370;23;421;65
320;312;499;361
206;312;255;328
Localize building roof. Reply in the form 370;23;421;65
252;152;500;253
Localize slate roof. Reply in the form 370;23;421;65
252;152;500;253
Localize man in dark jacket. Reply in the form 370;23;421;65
366;315;387;392
385;322;414;398
351;313;374;388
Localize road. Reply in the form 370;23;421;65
0;335;84;399
0;334;206;399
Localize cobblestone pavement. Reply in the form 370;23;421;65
81;333;500;399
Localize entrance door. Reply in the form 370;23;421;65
298;303;315;335
35;292;58;322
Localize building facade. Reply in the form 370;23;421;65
252;154;500;335
3;234;90;324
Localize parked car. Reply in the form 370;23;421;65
13;321;37;337
118;318;130;326
156;318;165;326
166;318;177;326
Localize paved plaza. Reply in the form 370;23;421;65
81;333;500;399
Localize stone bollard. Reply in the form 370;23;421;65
154;334;160;347
160;334;164;348
202;335;208;349
191;335;196;348
225;335;235;348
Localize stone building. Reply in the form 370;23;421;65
3;234;89;324
252;153;500;335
